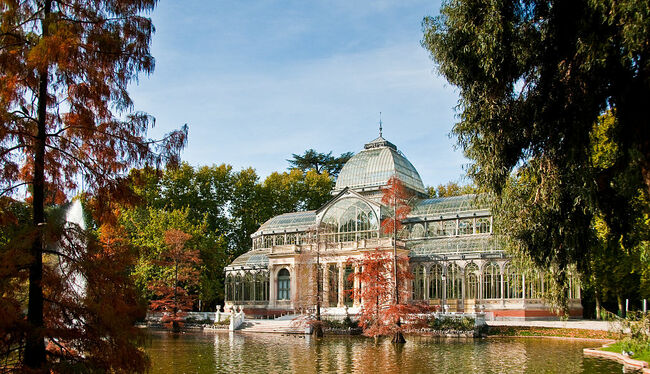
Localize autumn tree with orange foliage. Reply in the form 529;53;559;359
380;176;413;343
0;0;186;371
149;229;201;332
348;250;425;343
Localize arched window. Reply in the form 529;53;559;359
277;268;290;300
234;274;242;301
569;273;581;299
410;224;425;239
428;263;443;299
465;263;479;299
427;221;440;238
458;219;473;235
446;264;462;299
344;265;354;306
483;262;501;299
243;272;253;301
412;264;425;300
443;220;456;236
320;198;379;243
504;263;522;299
477;218;490;234
225;274;234;301
525;270;543;299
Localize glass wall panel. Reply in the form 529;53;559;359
443;220;457;236
465;262;479;299
477;218;491;234
344;265;354;306
446;264;462;299
525;270;543;299
504;263;523;299
413;264;425;300
428;263;443;299
483;262;501;299
458;219;473;235
410;223;425;239
320;198;379;243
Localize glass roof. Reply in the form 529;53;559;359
408;235;500;257
334;137;425;194
228;249;269;268
255;211;317;235
410;194;490;217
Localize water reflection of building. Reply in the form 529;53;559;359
224;135;582;319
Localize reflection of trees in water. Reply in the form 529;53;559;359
148;331;624;373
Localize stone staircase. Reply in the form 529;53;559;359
237;316;310;334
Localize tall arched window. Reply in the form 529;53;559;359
446;264;462;299
477;218;490;234
504;263;523;299
225;274;234;301
483;262;501;299
413;264;425;300
410;223;425;239
234;274;242;301
465;263;479;299
525;270;543;299
277;268;290;300
428;263;443;299
254;272;269;301
243;272;253;301
458;219;473;235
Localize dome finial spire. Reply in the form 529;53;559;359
379;112;383;137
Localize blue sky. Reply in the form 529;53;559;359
129;0;469;188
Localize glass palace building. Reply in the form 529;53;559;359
224;136;582;320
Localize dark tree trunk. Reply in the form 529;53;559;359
24;2;51;369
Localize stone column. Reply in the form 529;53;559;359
423;264;429;301
337;262;344;308
353;266;360;307
323;263;330;308
269;265;276;307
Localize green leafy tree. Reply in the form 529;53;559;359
288;149;353;177
426;182;477;198
423;0;650;313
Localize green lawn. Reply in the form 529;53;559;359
600;340;650;364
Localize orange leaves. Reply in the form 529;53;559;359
348;250;418;338
380;176;412;235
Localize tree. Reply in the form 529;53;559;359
427;182;477;198
288;149;353;177
148;229;201;332
0;1;186;370
380;176;413;343
422;0;650;312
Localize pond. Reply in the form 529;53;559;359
144;330;632;373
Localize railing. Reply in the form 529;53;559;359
229;307;245;331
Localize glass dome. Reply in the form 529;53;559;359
334;136;426;195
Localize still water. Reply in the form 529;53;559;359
145;330;630;373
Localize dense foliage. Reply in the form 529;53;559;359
0;0;186;371
426;182;477;198
288;149;353;177
121;162;334;310
423;0;650;314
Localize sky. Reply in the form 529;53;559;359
128;0;469;188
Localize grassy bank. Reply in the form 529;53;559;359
600;340;650;364
487;326;621;340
